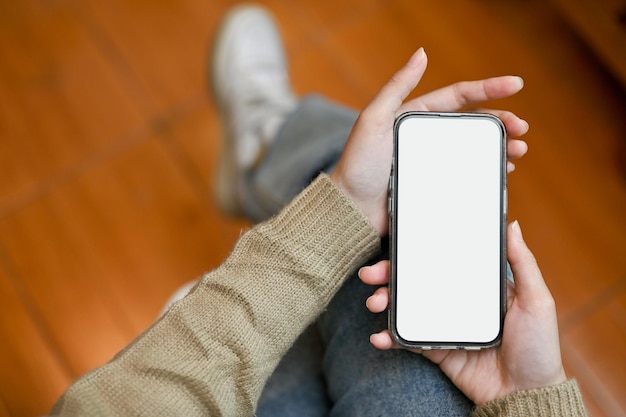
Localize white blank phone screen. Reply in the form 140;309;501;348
395;115;504;344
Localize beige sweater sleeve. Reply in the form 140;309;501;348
50;174;381;416
472;379;589;417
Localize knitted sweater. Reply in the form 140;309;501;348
50;174;588;416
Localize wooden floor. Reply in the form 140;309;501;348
1;0;625;416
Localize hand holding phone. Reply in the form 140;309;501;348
361;222;569;406
329;47;527;237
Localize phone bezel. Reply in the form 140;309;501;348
388;111;508;350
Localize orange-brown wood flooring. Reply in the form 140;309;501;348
1;1;625;416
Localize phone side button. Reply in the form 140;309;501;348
388;197;393;215
503;188;508;216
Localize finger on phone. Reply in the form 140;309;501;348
370;330;397;350
507;162;516;174
507;139;528;161
366;287;389;313
473;109;529;138
358;260;390;285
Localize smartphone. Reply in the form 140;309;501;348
389;111;507;350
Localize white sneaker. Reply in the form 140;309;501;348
212;5;297;215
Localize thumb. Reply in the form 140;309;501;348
507;221;552;305
367;47;428;117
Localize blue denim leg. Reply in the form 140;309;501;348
241;94;357;222
256;324;331;417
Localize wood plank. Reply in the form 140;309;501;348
549;0;626;87
0;398;9;417
290;40;369;108
0;264;71;416
562;288;626;417
70;0;314;115
0;1;145;211
0;136;246;377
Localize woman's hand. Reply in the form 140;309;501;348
359;221;568;405
330;48;529;235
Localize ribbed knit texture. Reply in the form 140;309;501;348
472;379;588;417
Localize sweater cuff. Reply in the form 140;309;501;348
252;173;381;299
472;379;588;417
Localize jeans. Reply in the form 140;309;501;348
244;95;473;416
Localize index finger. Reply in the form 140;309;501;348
399;76;525;113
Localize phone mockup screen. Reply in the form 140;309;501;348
391;112;506;348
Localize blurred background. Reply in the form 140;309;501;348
0;0;625;416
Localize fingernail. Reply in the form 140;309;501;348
516;76;524;88
507;161;516;173
511;220;524;241
408;47;426;67
520;118;530;131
